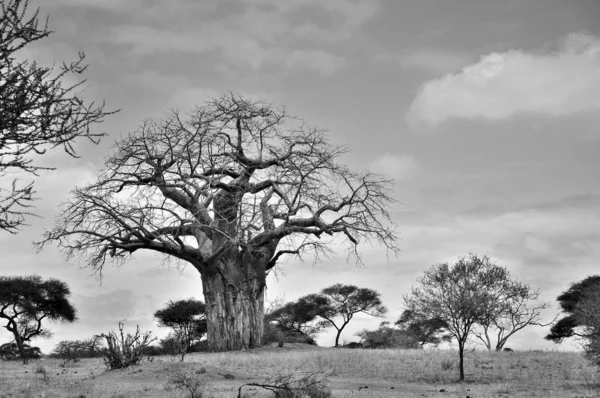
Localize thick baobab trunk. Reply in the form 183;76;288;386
201;269;265;351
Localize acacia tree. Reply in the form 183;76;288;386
570;283;600;366
395;309;451;348
0;0;115;233
546;275;600;343
38;94;398;351
404;254;511;381
313;283;387;347
267;294;331;341
0;275;77;364
154;299;207;361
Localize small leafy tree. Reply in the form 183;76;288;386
546;275;600;343
51;336;102;366
154;299;206;361
51;340;86;367
0;0;115;233
395;310;451;348
266;294;330;344
404;254;509;381
312;284;387;347
0;342;41;360
356;322;419;349
0;275;77;364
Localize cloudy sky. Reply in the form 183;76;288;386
1;0;600;353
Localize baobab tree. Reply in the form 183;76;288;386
39;94;399;351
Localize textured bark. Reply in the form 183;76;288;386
8;321;28;364
458;341;465;381
201;257;266;351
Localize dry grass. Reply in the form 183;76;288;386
0;344;598;397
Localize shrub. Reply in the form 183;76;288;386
51;336;103;366
356;325;419;349
441;358;454;371
51;340;85;367
167;371;209;398
98;322;156;370
0;342;41;361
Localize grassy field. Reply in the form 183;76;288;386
0;344;598;397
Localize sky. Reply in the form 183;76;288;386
1;0;600;353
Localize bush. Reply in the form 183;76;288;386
0;342;41;361
167;371;209;398
51;336;104;366
263;324;316;346
98;322;156;370
357;326;420;349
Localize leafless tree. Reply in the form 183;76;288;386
0;0;115;233
38;94;399;351
473;283;552;352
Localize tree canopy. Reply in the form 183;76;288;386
395;310;451;348
0;0;115;233
0;275;77;363
314;283;387;347
154;299;206;361
546;275;600;343
266;294;330;340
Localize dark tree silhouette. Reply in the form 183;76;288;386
404;254;510;381
0;342;41;360
395;310;451;348
546;275;600;343
0;275;77;363
313;283;387;347
0;0;115;233
570;283;600;366
154;299;207;361
356;321;420;349
267;294;330;341
38;94;399;351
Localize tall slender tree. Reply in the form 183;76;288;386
38;94;399;351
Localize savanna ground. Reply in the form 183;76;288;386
0;343;598;398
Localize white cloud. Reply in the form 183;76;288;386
381;49;471;74
406;32;600;126
369;153;418;181
285;50;346;76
